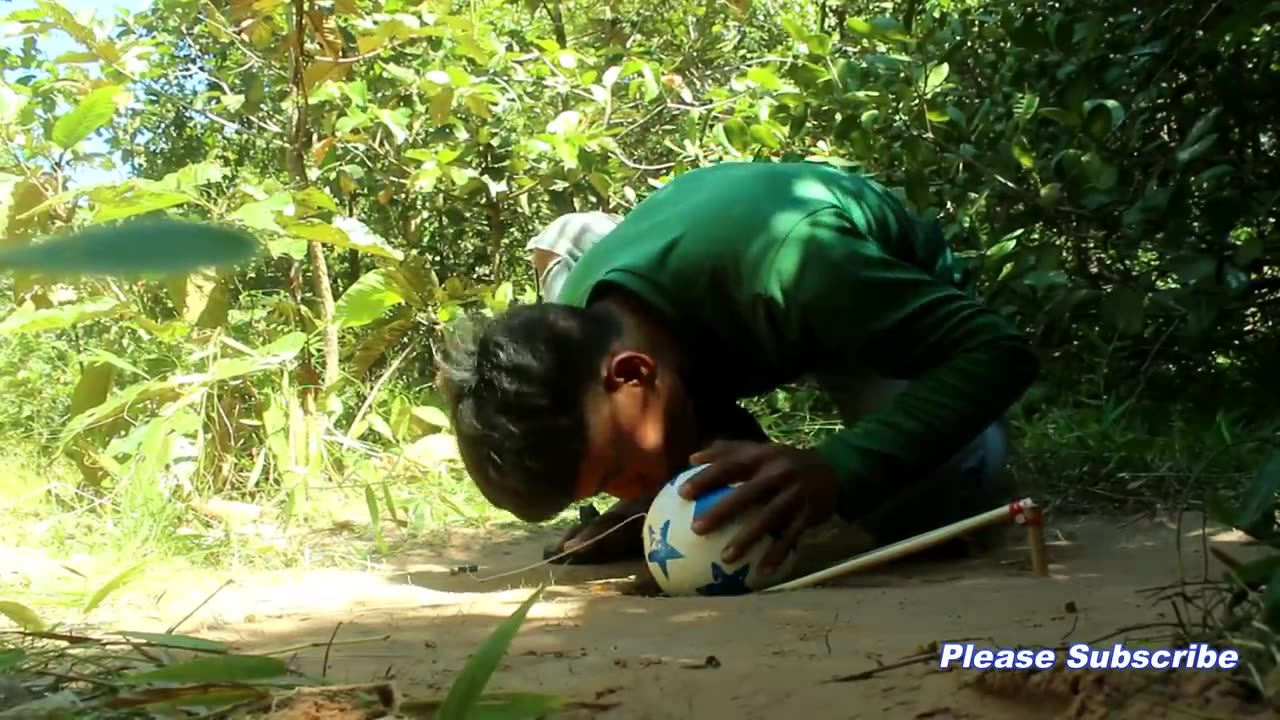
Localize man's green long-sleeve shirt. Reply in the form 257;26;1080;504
556;161;1038;518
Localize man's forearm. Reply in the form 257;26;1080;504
814;338;1039;518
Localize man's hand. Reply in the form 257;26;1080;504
677;441;840;573
543;497;649;564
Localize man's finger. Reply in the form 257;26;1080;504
758;504;808;576
689;469;776;536
557;511;618;552
688;439;753;465
554;521;586;548
678;462;740;500
679;444;764;500
544;520;590;562
720;483;797;564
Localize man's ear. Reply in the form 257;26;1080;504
605;351;657;389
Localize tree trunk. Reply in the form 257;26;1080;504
290;0;339;392
487;196;504;280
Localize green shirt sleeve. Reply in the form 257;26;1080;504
769;208;1039;517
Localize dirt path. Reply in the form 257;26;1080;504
98;513;1270;719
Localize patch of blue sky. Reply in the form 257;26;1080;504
2;0;153;186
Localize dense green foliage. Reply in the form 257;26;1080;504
0;0;1276;526
1;0;1280;708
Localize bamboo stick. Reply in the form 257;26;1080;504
762;498;1048;593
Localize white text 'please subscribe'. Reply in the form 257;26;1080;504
938;642;1240;671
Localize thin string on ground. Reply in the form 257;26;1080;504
470;513;648;583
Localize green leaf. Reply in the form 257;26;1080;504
58;334;303;450
780;16;808;41
1262;569;1280;632
845;17;873;35
587;172;612;198
119;686;268;710
923;62;949;95
1011;137;1035;169
291;187;340;217
720;119;750;152
52;85;124;150
84;562;148;615
364;483;386;554
381;481;400;524
430;88;454;124
0;649;25;671
257;332;308;361
984;238;1019;261
437;585;547;719
0;219;261;277
411;405;451;429
1014;93;1040;122
280;219;344;244
1082;99;1124;139
156;162;228;192
485;280;516;313
335;269;406;329
1235;449;1280;537
122;655;289;685
119;632;229;653
1182;108;1221;150
60;377;180;449
745;67;782;91
0;298;122;335
846;16;911;41
92;189;193;223
748;123;780;148
873;17;912;41
376;108;410;144
1224;554;1280;590
807;33;833;57
282;218;403;261
1081;152;1117;189
229;192;292;233
0;600;45;631
1038;183;1064;208
1037;107;1078;128
1176;134;1218;167
1193;164;1234;189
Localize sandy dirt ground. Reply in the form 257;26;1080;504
47;512;1280;719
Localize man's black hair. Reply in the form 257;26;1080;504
438;303;624;522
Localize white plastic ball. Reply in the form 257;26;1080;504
641;464;798;596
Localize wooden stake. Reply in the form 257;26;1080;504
1024;504;1050;577
762;498;1048;593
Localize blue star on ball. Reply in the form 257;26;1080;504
646;520;686;580
695;561;752;597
